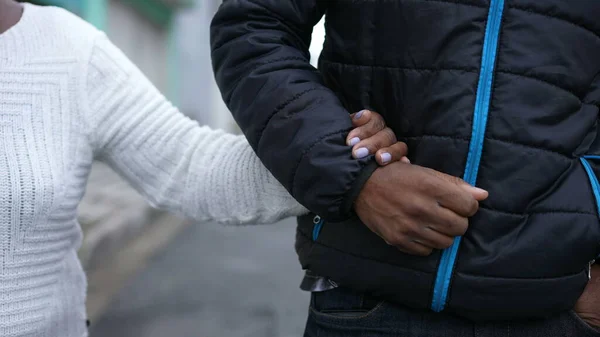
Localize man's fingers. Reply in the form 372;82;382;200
416;227;455;250
375;144;409;165
396;240;434;257
352;128;399;159
461;184;489;201
430;170;489;201
439;190;480;218
427;206;469;237
425;169;486;217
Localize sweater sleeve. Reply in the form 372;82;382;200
83;33;308;225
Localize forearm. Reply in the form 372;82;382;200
86;33;307;225
101;123;308;225
211;0;376;221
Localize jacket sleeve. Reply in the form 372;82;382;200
210;0;378;221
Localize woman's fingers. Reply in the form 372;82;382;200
347;110;386;146
375;143;410;165
348;109;410;165
352;127;403;158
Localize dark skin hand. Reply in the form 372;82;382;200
355;162;488;256
348;110;409;165
575;264;600;329
0;0;23;35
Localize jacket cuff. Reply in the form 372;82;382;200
339;158;379;218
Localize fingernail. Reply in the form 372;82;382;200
355;147;369;158
349;137;360;146
401;156;410;164
354;110;365;120
381;152;391;163
469;186;488;194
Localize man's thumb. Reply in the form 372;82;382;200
460;184;488;201
434;171;489;201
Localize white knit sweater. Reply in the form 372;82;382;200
0;4;307;336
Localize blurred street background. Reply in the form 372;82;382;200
19;0;326;336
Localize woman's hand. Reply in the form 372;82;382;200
348;109;409;166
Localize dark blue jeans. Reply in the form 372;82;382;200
304;287;600;337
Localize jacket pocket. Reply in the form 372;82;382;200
309;286;385;321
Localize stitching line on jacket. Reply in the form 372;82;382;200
255;56;308;67
455;269;587;280
321;60;479;74
256;86;320;146
479;206;597;217
298;229;435;274
400;134;574;159
290;128;351;201
329;0;487;10
497;69;584;101
421;0;487;10
227;56;313;103
508;4;600;43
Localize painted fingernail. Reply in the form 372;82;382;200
354;110;365;120
349;137;360;146
355;147;369;158
381;152;391;163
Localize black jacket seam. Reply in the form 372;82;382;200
226;56;314;103
507;5;600;43
497;69;584;102
321;60;479;73
298;229;436;274
327;0;487;9
399;135;575;159
256;87;320;147
480;206;597;217
290;128;351;199
455;269;586;281
421;0;487;10
255;56;307;67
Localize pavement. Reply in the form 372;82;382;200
88;217;310;337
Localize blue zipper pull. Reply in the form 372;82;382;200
312;215;324;241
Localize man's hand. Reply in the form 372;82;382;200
355;162;488;256
574;264;600;329
348;109;409;165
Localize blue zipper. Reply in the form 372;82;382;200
581;156;600;216
580;156;600;263
430;0;505;312
312;215;324;241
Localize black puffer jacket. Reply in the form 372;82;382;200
211;0;600;321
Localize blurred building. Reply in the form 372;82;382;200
175;0;235;131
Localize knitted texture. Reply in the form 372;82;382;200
0;4;307;336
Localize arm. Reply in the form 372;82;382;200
211;0;376;221
83;34;307;225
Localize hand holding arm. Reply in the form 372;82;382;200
83;34;407;225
